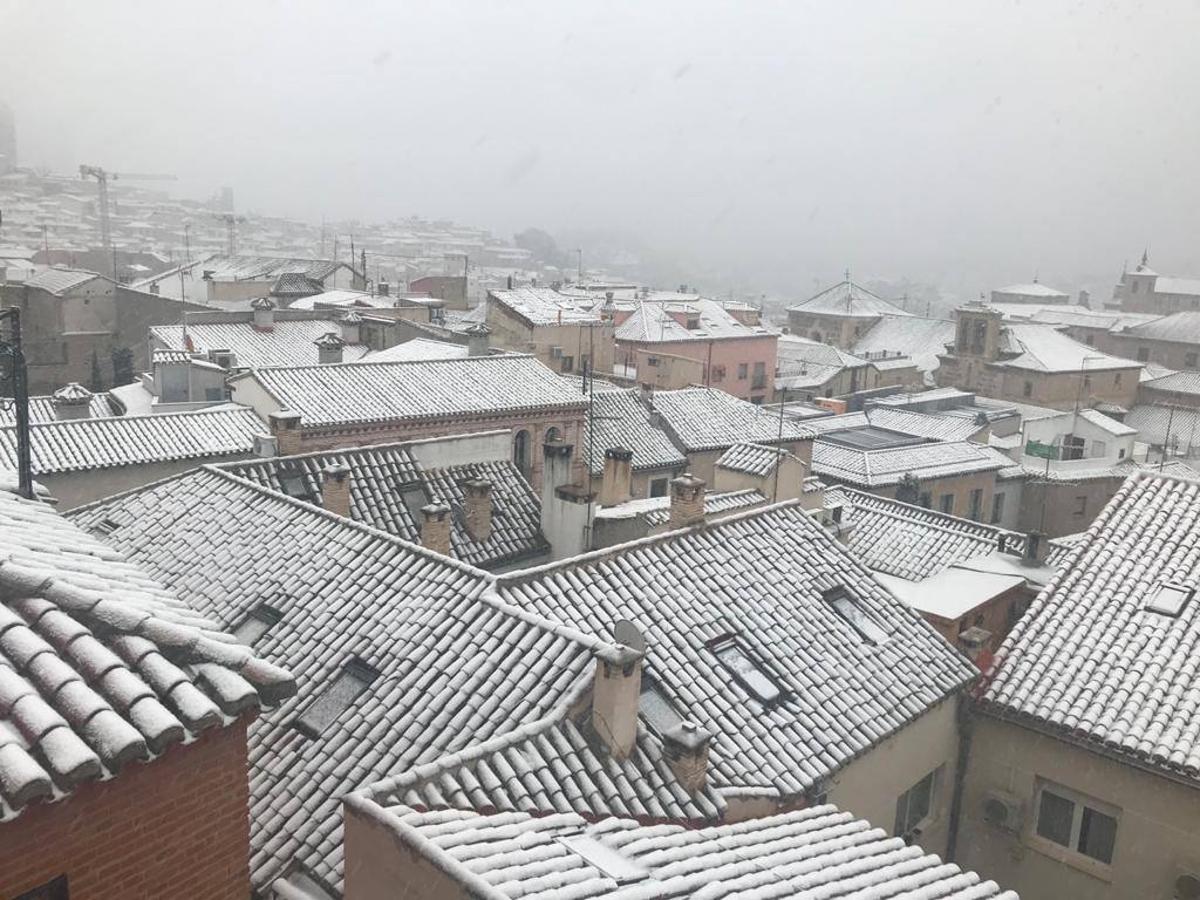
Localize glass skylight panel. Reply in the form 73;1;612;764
233;603;283;646
1144;582;1193;616
713;641;781;704
639;682;683;734
278;468;314;501
294;657;379;738
826;588;890;644
556;834;648;884
398;483;429;521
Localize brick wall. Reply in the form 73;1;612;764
0;720;252;900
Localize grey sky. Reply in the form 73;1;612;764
3;0;1199;294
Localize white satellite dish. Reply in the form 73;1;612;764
613;618;646;655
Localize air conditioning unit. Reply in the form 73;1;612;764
1176;872;1200;900
550;346;563;359
982;790;1024;834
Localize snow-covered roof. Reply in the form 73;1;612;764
813;440;1013;489
0;391;115;425
349;802;1016;899
1077;407;1137;436
0;406;265;475
997;323;1140;373
876;566;1026;621
1154;276;1200;297
992;281;1068;299
234;355;588;428
287;289;392;310
651;388;815;453
488;287;603;326
640;487;766;526
1119;310;1200;343
616;298;773;343
0;484;294;822
21;266;106;296
715;441;790;477
152;319;369;368
357;338;470;363
219;439;548;570
850;315;954;378
862;406;985;442
1125;404;1200;452
585;389;686;476
982;470;1200;782
1140;369;1200;398
788;280;911;318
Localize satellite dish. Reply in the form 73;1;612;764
613;618;646;655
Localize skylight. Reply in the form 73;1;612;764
639;679;684;734
232;603;283;646
825;587;890;645
1144;582;1193;617
278;467;315;501
398;482;429;521
294;657;379;738
556;833;648;884
712;639;782;704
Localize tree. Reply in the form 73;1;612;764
895;472;921;505
513;228;564;266
111;347;134;387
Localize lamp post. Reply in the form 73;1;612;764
0;307;33;499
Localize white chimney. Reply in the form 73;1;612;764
252;296;276;330
599;447;633;507
668;474;706;530
662;721;713;793
467;323;491;357
340;310;362;345
51;383;94;421
591;644;643;759
463;478;493;542
314;332;345;364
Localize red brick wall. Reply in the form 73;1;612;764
0;720;252;900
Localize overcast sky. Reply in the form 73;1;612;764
3;0;1199;294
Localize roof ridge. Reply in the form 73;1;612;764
249;352;539;373
0;404;259;431
215;429;512;467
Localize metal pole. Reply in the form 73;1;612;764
773;386;787;502
1161;403;1176;472
0;308;33;499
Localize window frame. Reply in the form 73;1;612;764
232;603;284;646
824;586;890;645
1144;581;1193;616
1032;779;1119;869
709;636;784;706
894;765;944;840
939;493;954;514
292;656;380;739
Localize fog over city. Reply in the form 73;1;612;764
4;0;1200;296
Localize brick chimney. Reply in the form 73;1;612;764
1022;530;1050;566
268;410;302;455
463;478;493;542
340;310;362;345
252;296;275;331
420;502;452;556
314;332;345;364
322;464;352;518
662;721;713;793
467;323;491;357
51;383;93;420
598;447;634;507
668;474;706;530
591;644;643;760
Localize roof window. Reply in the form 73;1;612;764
294;656;379;738
556;833;648;884
639;677;684;734
90;516;120;537
232;603;283;646
1144;582;1193;617
711;638;782;704
825;586;890;644
278;466;316;502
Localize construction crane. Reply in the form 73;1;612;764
211;212;247;256
78;165;177;274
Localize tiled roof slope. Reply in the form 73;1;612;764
788;280;911;318
616;298;772;342
495;503;976;798
998;323;1139;373
66;469;598;894
585;389;686;476
865;406;985;442
0;485;295;821
152;320;369;367
0;406;265;475
220;442;548;569
812;440;1012;488
237;355;587;428
1141;369;1200;398
715;441;789;477
852;315;955;379
355;804;1015;899
981;471;1200;781
0;392;115;426
22;267;106;296
1120;310;1200;344
489;287;602;326
641;488;767;527
652;388;815;453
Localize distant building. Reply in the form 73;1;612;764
486;287;616;376
1105;310;1200;372
0;482;294;899
774;334;890;400
960;470;1200;900
614;295;778;403
787;278;911;350
131;254;364;310
408;274;468;309
1110;251;1200;314
990;279;1070;305
936;302;1142;411
851;314;956;386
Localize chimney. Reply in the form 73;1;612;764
314;332;345;364
420;502;452;556
662;721;713;793
149;281;160;295
252;433;278;458
599;447;633;506
463;478;493;542
591;644;643;759
957;626;993;667
1022;531;1050;566
378;281;390;297
321;463;352;518
340;310;362;345
268;410;303;455
252;296;275;331
996;533;1008;554
467;323;491;357
506;274;513;289
51;383;94;420
668;474;706;530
